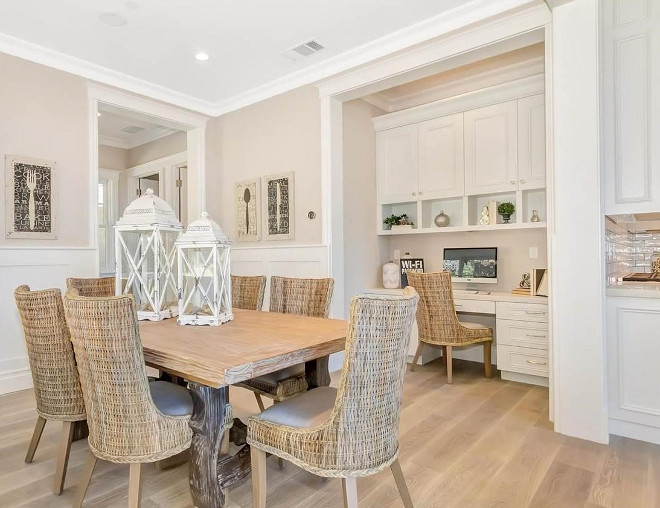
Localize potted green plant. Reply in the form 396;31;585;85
382;214;414;231
497;202;515;223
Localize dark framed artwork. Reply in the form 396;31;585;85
263;172;294;241
5;155;57;239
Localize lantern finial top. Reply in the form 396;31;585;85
116;187;182;228
177;212;229;244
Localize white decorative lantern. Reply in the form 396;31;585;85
114;188;183;321
176;212;233;326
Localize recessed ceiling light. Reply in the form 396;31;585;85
97;112;102;117
99;12;128;27
195;52;209;61
125;1;139;9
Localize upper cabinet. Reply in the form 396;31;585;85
417;114;464;200
376;124;418;204
602;0;660;214
517;94;546;190
464;101;518;195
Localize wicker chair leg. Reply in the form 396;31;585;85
410;342;424;372
74;453;97;508
53;420;75;495
446;346;453;384
390;459;413;508
251;447;267;508
254;393;266;412
271;399;286;470
342;477;358;508
128;463;143;508
25;415;46;463
484;342;493;378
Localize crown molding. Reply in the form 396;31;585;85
98;135;130;149
0;32;218;116
98;127;179;150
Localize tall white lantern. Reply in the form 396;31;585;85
176;212;233;326
114;188;183;321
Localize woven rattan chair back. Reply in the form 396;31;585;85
406;271;467;344
269;276;334;318
66;277;116;297
63;291;191;463
231;275;266;311
14;285;86;421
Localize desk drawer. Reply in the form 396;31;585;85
498;345;549;377
454;299;496;314
497;301;548;322
497;319;548;349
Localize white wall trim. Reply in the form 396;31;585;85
610;418;660;446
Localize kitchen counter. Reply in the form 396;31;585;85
607;281;660;299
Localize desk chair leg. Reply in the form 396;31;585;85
342;477;358;508
441;346;448;370
254;393;266;412
446;346;453;384
484;342;493;378
128;463;143;508
74;453;97;508
53;420;75;494
251;447;267;508
25;415;46;463
391;459;414;508
410;343;424;372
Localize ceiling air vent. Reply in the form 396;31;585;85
282;40;325;61
121;125;145;134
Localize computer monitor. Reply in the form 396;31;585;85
443;247;498;284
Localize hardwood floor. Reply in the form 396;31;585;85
1;359;659;507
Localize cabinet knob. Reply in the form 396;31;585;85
510;180;515;185
520;179;526;184
418;191;423;196
412;192;417;197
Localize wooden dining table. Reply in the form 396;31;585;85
139;308;347;508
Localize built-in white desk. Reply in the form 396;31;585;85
367;288;549;386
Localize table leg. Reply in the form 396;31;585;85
305;355;331;389
188;383;251;508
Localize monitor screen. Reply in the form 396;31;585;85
443;247;498;284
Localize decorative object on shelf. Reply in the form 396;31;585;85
263;172;294;241
479;206;490;225
235;178;260;242
434;210;450;227
400;254;424;288
653;253;660;278
5;154;57;239
114;188;183;321
530;209;541;223
383;213;414;231
176;212;233;326
520;272;531;288
488;200;497;225
531;268;548;296
497;202;515;223
382;261;400;289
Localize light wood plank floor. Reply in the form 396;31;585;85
1;359;659;507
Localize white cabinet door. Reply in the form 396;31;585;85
376;125;419;204
517;94;546;190
464;101;518;195
418;114;464;199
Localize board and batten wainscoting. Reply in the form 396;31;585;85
0;247;98;394
230;244;345;371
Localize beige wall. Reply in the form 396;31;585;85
205;85;322;244
342;99;388;314
99;145;128;171
387;228;548;292
128;131;186;167
0;52;90;247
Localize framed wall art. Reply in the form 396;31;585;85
263;172;294;241
5;155;57;239
235;178;260;241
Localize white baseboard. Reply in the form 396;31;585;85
0;367;32;394
610;418;660;446
501;370;549;387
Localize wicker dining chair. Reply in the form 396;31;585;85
63;290;193;508
66;277;116;297
237;276;335;412
248;290;419;508
231;275;267;311
13;285;87;496
406;271;493;384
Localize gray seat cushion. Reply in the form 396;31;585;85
150;381;193;416
253;364;305;386
256;386;337;428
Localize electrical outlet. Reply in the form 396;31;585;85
529;247;538;259
393;249;400;261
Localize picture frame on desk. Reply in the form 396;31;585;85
400;258;424;288
532;268;548;296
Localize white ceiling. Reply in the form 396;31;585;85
0;0;485;113
98;103;183;149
